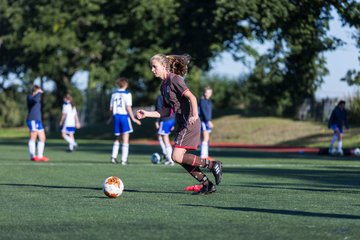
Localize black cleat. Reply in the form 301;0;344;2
196;181;216;195
211;161;223;185
111;157;119;164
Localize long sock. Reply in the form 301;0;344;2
181;164;209;185
158;136;166;156
165;144;173;161
112;141;120;159
121;144;129;162
64;135;75;150
182;154;213;169
37;141;45;158
338;140;342;151
329;134;337;149
28;140;36;158
200;141;208;158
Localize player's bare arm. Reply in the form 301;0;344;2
183;90;198;125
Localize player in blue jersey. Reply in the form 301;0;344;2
110;77;141;165
328;100;349;155
155;95;175;165
59;94;81;152
26;85;49;162
199;86;214;160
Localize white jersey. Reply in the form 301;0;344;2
62;103;77;127
110;89;132;115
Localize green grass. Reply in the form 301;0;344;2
0;138;360;239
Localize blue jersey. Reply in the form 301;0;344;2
199;97;212;122
27;93;42;121
328;106;349;129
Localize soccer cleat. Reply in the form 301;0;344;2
164;160;175;166
211;161;223;185
184;184;203;192
39;156;49;162
31;156;41;162
111;157;118;164
196;182;216;195
338;149;344;156
121;161;129;165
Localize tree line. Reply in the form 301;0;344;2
0;0;359;127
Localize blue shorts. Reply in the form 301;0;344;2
158;118;176;135
330;124;343;134
62;126;76;134
26;120;44;132
113;114;133;136
201;121;212;132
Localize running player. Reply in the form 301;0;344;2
155;94;175;165
59;94;81;152
136;54;222;195
328;100;349;155
110;77;141;165
26;85;49;162
199;86;214;160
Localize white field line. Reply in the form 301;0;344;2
0;162;360;168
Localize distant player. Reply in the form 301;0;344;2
155;94;175;165
26;85;49;162
110;77;141;165
328;100;349;155
59;94;81;152
199;86;214;160
136;54;222;195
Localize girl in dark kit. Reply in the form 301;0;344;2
136;54;222;194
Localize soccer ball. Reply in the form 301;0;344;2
102;176;124;198
353;148;360;156
150;153;161;164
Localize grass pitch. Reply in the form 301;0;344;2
0;138;360;240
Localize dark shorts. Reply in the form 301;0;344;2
174;115;200;150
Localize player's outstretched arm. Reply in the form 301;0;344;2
136;109;160;119
126;106;141;125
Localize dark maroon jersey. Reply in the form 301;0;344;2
160;73;190;119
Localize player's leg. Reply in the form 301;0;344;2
173;147;215;194
200;130;210;159
121;133;130;165
329;125;339;154
37;129;48;161
29;131;38;160
111;115;121;164
162;134;174;165
337;130;344;155
158;134;167;159
68;133;76;151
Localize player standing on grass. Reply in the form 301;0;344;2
136;54;222;195
59;94;81;152
155;94;175;165
110;77;141;165
26;85;49;162
199;86;214;160
328;100;349;155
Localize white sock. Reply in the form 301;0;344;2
329;134;337;149
200;141;209;158
37;141;45;158
121;144;129;162
64;135;75;150
112;141;120;159
165;145;173;162
28;140;36;158
338;141;343;151
158;136;166;155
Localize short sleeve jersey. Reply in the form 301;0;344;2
62;103;77;127
110;89;132;115
27;93;42;121
160;73;190;118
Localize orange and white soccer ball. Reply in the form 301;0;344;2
102;176;124;198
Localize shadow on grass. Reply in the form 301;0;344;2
231;183;360;194
180;204;360;219
0;183;101;191
225;168;360;188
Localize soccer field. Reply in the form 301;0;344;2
0;139;359;240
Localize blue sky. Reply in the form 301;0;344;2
209;11;359;99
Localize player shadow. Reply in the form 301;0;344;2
229;183;360;194
224;168;360;188
0;183;101;191
180;204;360;220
